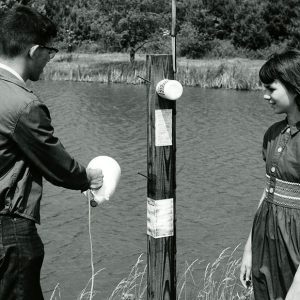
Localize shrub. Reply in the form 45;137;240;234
177;22;214;59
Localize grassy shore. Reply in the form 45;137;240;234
43;53;264;90
49;247;253;300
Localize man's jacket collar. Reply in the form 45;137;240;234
0;68;32;93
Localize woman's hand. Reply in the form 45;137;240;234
240;247;252;288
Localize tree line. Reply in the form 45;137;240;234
1;0;300;59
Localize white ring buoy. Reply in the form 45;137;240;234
85;156;121;206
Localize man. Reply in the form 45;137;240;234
0;5;102;299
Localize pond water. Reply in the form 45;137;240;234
28;81;281;299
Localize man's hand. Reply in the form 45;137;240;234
86;167;103;190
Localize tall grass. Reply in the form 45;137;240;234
43;53;264;90
176;246;253;300
49;247;253;300
177;58;263;90
43;60;146;85
108;254;147;300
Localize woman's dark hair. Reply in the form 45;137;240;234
0;5;57;58
259;49;300;110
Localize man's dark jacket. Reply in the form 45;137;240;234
0;68;89;223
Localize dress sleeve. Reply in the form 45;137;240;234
11;100;90;191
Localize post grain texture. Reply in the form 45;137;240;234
146;54;176;300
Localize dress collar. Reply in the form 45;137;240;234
281;118;300;136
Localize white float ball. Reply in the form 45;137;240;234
86;156;121;206
156;79;183;101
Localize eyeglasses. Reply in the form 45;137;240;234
39;45;59;59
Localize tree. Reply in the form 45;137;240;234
177;21;215;58
110;0;170;60
231;0;271;50
203;0;241;40
287;13;300;48
177;0;221;58
0;0;46;16
0;0;23;12
2;0;298;57
263;0;299;42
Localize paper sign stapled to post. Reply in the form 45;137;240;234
155;109;172;146
147;197;174;238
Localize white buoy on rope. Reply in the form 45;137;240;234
156;79;183;101
83;156;121;300
84;156;121;207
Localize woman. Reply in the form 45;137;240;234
240;49;300;300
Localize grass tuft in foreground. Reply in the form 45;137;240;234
109;254;147;300
177;246;253;300
49;246;253;300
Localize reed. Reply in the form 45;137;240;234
49;283;61;300
177;246;253;300
107;246;253;300
177;59;263;90
49;268;105;300
43;53;264;90
43;61;146;85
108;254;147;300
49;246;253;300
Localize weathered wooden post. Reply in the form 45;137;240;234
146;54;176;300
171;0;177;75
146;2;179;299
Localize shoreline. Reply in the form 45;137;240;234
43;52;265;90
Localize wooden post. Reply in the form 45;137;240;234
171;0;176;75
146;54;176;300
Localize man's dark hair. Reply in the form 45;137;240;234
0;5;57;58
